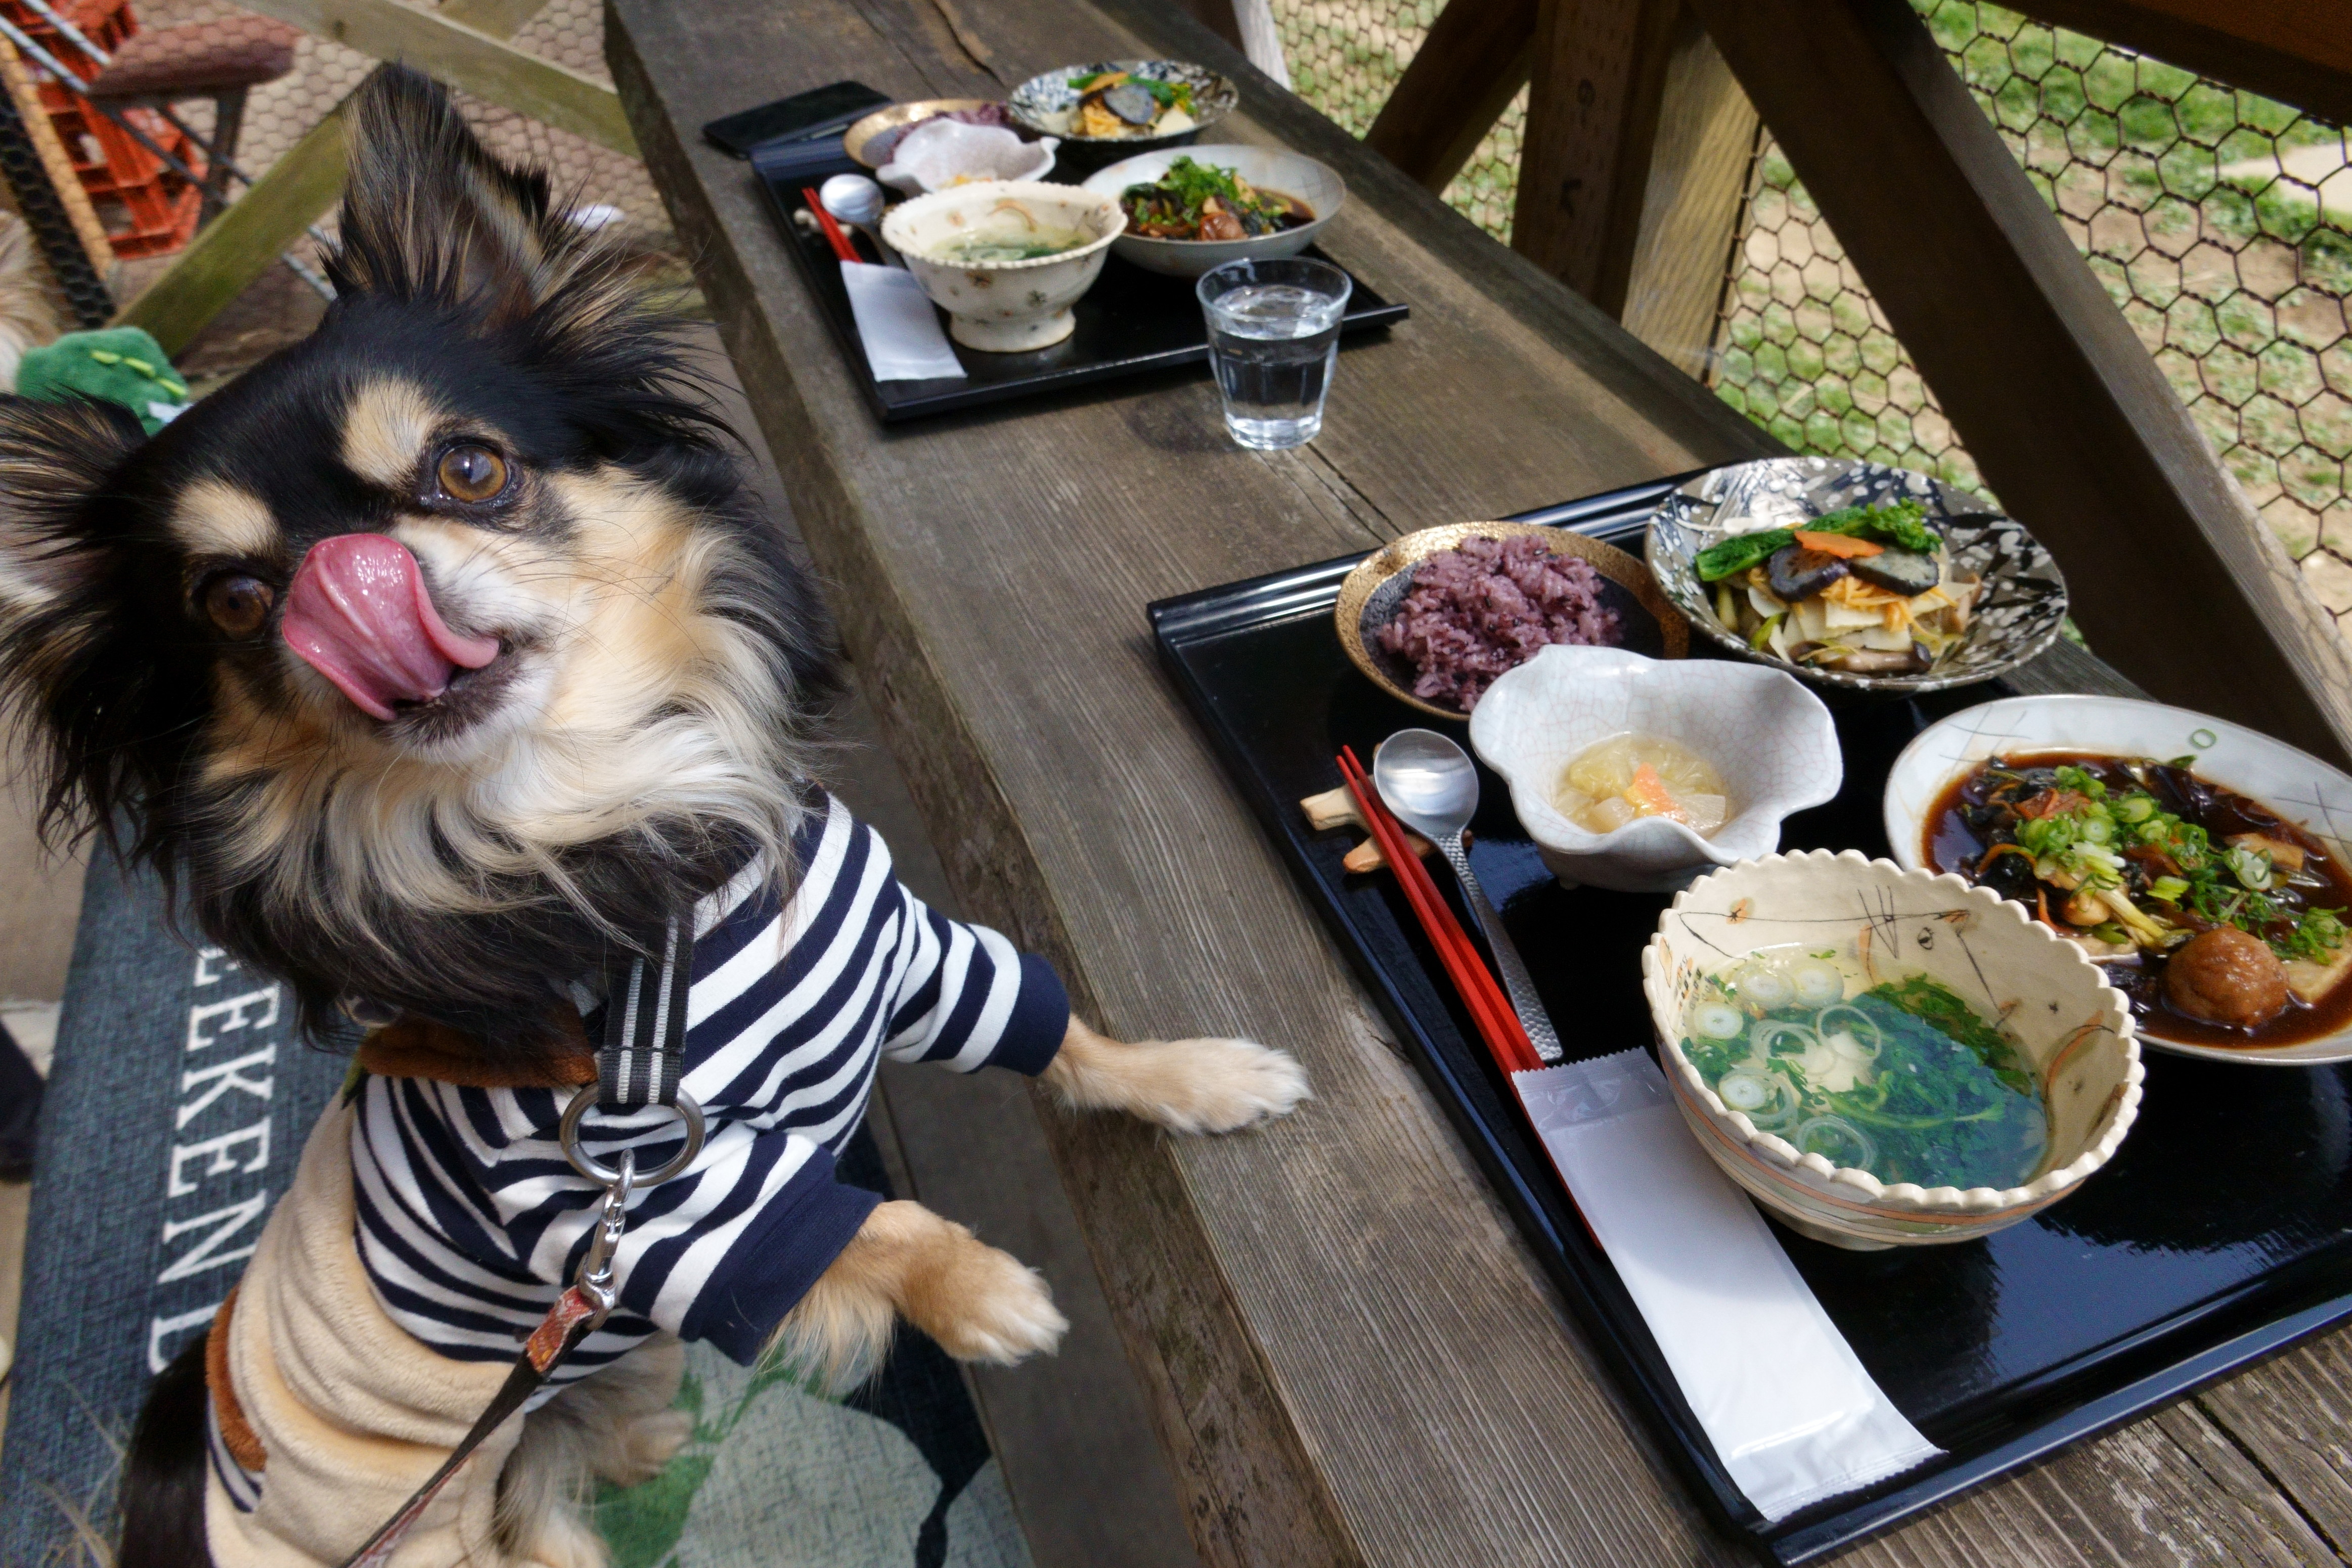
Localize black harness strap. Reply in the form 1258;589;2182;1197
333;915;703;1568
598;913;694;1110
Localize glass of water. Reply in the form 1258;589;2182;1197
1196;257;1353;450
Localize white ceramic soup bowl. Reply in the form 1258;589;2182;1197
1468;644;1842;892
1080;144;1345;278
880;180;1125;352
1884;692;2352;1065
1644;850;2143;1249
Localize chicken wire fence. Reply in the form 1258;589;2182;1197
1717;4;2352;634
1269;0;1526;238
1266;0;2352;637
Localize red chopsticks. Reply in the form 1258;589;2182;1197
802;186;860;263
1337;746;1542;1074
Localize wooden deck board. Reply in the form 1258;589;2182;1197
604;0;2352;1560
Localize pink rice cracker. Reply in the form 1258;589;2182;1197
1374;534;1623;710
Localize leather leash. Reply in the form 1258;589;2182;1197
334;917;704;1568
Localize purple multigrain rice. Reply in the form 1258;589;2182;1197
1375;534;1623;710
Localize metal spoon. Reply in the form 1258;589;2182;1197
820;173;898;265
1374;728;1563;1063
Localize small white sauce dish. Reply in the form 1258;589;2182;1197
1468;645;1842;891
880;180;1125;352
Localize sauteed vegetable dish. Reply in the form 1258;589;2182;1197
1120;156;1314;241
1696;499;1979;677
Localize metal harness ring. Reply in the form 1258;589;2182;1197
559;1084;707;1186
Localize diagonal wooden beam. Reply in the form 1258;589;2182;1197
1363;0;1536;193
112;0;553;354
234;0;634;155
1685;0;2352;766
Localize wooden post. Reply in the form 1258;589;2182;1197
1685;0;2352;765
1507;0;1679;315
1363;0;1536;194
1617;11;1755;380
111;0;551;353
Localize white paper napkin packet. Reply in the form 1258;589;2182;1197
839;261;965;382
1515;1048;1940;1521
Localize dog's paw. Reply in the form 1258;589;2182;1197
596;1406;693;1488
1135;1037;1311;1135
917;1240;1068;1366
519;1504;611;1568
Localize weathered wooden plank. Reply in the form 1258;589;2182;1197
2195;1334;2352;1560
1617;10;1755;381
238;0;635;154
1833;1393;2347;1567
2009;0;2352;128
110;0;553;353
1509;0;1678;314
607;0;1771;1560
1684;0;2352;772
609;0;2352;1563
1361;0;1535;194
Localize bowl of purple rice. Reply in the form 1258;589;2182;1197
1335;522;1687;720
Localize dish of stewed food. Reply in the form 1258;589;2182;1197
1928;753;2352;1046
1119;155;1314;241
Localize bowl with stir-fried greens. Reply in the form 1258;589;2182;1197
1644;850;2142;1248
1646;456;2069;692
1081;146;1344;277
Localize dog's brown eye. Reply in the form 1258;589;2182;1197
437;444;508;502
204;574;274;638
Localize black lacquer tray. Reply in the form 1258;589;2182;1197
1146;472;2352;1564
750;140;1408;422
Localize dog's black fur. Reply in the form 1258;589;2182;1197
0;69;837;1071
118;1338;210;1568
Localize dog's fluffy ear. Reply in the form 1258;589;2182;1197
0;395;141;617
329;65;572;327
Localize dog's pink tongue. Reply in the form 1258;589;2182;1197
282;534;500;722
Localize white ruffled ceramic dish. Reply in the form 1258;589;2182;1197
876;119;1057;195
879;181;1124;352
1468;645;1842;891
1079;144;1344;278
1885;692;2352;1065
1645;851;2143;1249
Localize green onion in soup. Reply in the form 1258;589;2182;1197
1681;946;2049;1190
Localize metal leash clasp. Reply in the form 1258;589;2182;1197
572;1147;636;1327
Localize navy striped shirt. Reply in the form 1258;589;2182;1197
345;792;1069;1398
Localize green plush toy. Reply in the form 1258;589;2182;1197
17;327;191;434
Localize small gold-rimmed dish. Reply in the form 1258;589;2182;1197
1335;522;1687;721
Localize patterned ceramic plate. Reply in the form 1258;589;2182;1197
1645;457;2069;694
1007;60;1236;145
1335;521;1687;721
1885;693;2352;1065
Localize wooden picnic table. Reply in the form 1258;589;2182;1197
602;0;2352;1561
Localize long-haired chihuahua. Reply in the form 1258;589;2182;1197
0;68;1304;1568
